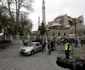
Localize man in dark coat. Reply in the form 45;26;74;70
51;40;54;51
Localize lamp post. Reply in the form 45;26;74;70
73;18;82;47
72;18;82;58
74;18;77;47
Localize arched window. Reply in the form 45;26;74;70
58;33;60;36
64;33;66;36
46;33;48;36
53;33;55;36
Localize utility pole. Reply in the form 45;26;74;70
72;18;77;58
75;18;77;47
72;17;83;58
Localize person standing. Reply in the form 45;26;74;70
41;40;45;52
51;40;54;51
48;40;51;55
22;39;25;45
65;40;71;59
43;40;46;51
41;40;44;52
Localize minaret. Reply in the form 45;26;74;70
38;16;40;27
42;0;46;26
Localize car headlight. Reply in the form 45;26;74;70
19;49;25;52
21;49;25;51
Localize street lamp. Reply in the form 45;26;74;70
73;18;82;47
71;18;82;58
74;18;77;47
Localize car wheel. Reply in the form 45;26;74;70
31;50;34;55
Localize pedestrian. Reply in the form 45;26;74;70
53;40;56;50
64;40;71;59
41;40;45;52
43;40;46;51
48;40;51;55
22;39;25;45
51;40;54;51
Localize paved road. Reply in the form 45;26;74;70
0;42;70;70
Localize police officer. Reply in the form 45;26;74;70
65;40;71;59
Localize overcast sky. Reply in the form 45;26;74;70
29;0;85;31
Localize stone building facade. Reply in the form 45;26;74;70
45;14;85;39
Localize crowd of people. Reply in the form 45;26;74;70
38;38;71;58
41;39;56;55
22;38;71;58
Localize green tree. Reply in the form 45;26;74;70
38;22;46;36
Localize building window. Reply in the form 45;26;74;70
46;33;48;36
64;33;66;36
56;33;57;36
53;33;55;36
58;33;60;36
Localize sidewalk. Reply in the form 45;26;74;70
72;46;85;59
55;44;85;59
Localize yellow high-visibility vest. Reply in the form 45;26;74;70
65;43;71;51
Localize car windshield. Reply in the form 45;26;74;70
24;42;34;47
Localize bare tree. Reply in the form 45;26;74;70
0;0;33;35
19;13;32;35
6;0;33;35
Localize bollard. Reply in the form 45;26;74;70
75;59;84;70
82;56;85;70
56;56;65;67
56;56;67;68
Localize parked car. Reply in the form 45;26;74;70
19;42;42;55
